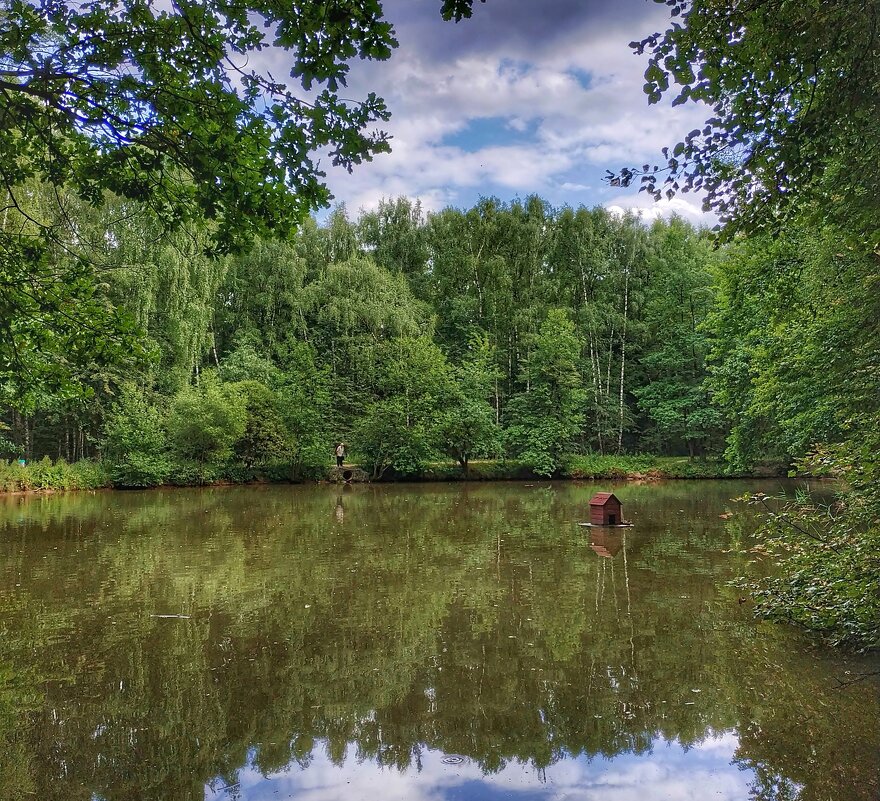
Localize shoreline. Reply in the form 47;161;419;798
0;456;793;496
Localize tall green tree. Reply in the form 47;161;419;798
101;383;170;487
435;336;502;472
634;218;720;457
358;197;430;296
506;310;587;476
353;336;451;479
215;239;306;355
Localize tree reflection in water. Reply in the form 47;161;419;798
0;482;877;801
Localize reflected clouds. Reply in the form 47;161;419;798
207;733;751;801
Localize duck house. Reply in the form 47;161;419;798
589;492;623;526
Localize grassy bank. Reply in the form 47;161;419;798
410;455;781;482
1;454;786;494
0;458;110;493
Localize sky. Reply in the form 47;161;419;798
315;0;712;224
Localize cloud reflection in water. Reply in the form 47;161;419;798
206;731;752;801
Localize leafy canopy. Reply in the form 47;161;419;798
0;0;488;251
614;0;880;245
0;0;479;407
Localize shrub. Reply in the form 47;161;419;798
102;383;171;487
167;374;247;467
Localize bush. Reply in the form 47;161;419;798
230;380;288;466
110;452;172;488
353;397;437;479
167;374;247;467
103;383;171;487
167;460;223;486
0;458;109;492
739;446;880;651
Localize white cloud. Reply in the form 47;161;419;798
606;194;713;227
277;1;716;221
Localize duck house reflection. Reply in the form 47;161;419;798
589;528;624;558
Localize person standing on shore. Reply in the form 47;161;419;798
335;442;345;468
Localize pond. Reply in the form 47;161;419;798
0;480;878;801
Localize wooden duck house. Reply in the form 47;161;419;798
589;492;623;526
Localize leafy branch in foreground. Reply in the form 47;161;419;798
612;0;880;245
739;446;880;651
0;0;406;252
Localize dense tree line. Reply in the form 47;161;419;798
1;195;729;481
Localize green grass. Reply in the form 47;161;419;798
563;454;734;479
399;455;754;482
0;453;784;494
0;458;110;492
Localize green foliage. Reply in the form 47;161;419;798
102;383;171;487
706;223;874;469
215;239;306;356
634;219;721;456
358;197;430;295
0;228;147;410
218;342;281;387
167;375;247;469
5;201;730;480
621;1;880;247
506;310;587;475
0;458;108;492
275;340;333;474
0;2;406;253
435;336;502;470
231;381;288;467
740;447;880;651
353;337;450;478
354;397;433;479
564;454;732;480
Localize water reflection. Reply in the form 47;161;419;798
206;735;754;801
0;482;877;801
589;528;624;558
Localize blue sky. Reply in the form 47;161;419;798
313;0;712;224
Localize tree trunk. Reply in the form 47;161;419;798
589;333;604;454
617;264;630;454
605;324;614;399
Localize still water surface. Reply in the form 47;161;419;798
0;481;878;801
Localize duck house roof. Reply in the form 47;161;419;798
589;492;620;507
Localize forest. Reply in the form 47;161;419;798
2;193;863;486
0;0;877;653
